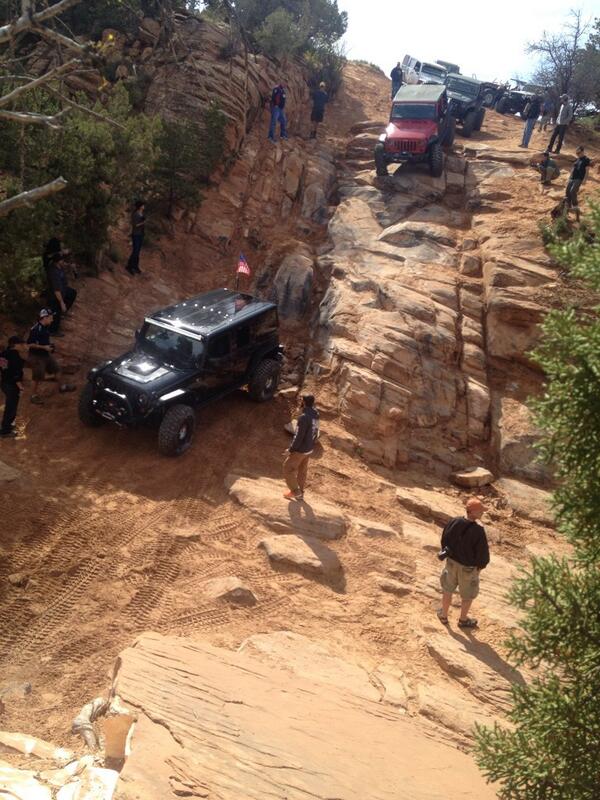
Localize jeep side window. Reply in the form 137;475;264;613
208;333;230;359
254;309;278;337
415;61;421;72
235;325;251;349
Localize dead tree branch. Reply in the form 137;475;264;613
0;176;67;217
0;58;80;107
0;107;70;126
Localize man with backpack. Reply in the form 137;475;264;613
268;83;288;143
437;497;490;629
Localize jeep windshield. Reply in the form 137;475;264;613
421;64;446;82
446;77;479;99
391;103;437;120
139;322;205;368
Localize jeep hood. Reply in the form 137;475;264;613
447;90;475;104
385;120;434;139
99;350;180;387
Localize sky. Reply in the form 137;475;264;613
337;0;599;83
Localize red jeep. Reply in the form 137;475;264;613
374;84;455;178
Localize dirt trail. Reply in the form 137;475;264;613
0;63;597;770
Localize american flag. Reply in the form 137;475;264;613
237;253;251;277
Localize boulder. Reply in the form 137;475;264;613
271;252;314;321
110;632;497;799
376;576;412;596
395;486;463;525
0;460;20;483
259;534;342;578
227;474;348;540
351;517;399;538
201;576;257;606
452;467;494;488
301;183;327;222
496;477;554;526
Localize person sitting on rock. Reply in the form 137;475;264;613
283;394;320;501
26;308;75;404
532;150;560;189
437;497;490;629
310;82;329;139
268;83;288;143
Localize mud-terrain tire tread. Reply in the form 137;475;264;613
474;108;485;131
248;358;281;402
462;111;476;137
78;383;104;427
374;143;388;177
429;142;444;177
442;116;456;147
496;97;509;114
158;404;195;456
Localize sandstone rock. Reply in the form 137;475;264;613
202;576;257;606
111;632;496;799
271;253;314;321
227;474;348;540
496;477;554;526
0;460;20;483
259;534;342;578
7;573;29;587
351;517;399;538
452;467;494;488
139;16;161;43
460;253;481;276
396;486;463;525
378;220;457;248
492;396;551;483
301;183;327;222
376;576;412;596
416;682;501;745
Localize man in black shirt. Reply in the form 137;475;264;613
390;62;403;99
283;394;320;500
310;82;329;139
0;336;28;437
46;253;77;334
566;146;592;222
126;200;146;275
437;497;490;629
27;308;75;404
519;94;542;148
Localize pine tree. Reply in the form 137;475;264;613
475;204;600;798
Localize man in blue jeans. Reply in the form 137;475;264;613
126;200;145;275
268;83;287;142
520;94;541;148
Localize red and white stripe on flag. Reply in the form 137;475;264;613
237;253;251;276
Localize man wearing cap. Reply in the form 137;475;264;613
283;394;320;500
548;94;573;154
310;82;329;139
0;336;28;437
27;309;75;404
437;497;490;629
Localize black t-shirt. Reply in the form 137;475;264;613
131;211;145;236
47;263;67;297
391;66;402;83
312;90;329;113
27;322;51;356
571;156;591;181
0;347;25;386
441;516;490;569
43;238;62;271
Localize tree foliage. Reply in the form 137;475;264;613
475;203;600;798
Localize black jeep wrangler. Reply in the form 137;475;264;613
79;288;283;456
495;81;545;115
445;73;486;137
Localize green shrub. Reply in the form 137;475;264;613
254;8;303;60
305;42;346;97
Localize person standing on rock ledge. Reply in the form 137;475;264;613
437;497;489;629
309;82;329;139
268;83;288;143
126;200;146;276
283;394;320;501
390;62;403;99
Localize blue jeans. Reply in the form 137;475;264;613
127;234;144;273
521;118;536;147
391;81;401;99
268;107;287;140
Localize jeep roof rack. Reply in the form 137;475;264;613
394;84;446;102
147;288;276;337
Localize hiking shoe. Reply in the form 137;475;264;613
458;617;478;629
31;395;44;405
59;383;76;393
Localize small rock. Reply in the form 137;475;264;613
452;467;494;488
376;576;412;597
202;576;257;607
462;237;478;251
279;388;299;400
459;253;482;277
259;534;342;578
351;517;399;538
8;572;29;587
0;459;20;483
0;681;32;699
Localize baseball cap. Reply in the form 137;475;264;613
39;308;54;319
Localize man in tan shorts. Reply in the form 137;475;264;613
437;497;490;629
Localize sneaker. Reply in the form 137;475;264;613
31;395;44;405
0;430;17;438
458;617;478;629
283;490;302;500
59;383;76;393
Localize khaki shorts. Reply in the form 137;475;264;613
29;354;59;382
440;558;480;600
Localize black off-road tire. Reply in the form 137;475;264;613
442;116;456;147
429;142;444;177
374;143;388;177
158;404;195;456
482;90;495;107
461;111;476;137
248;358;281;402
78;383;104;427
474;108;485;131
496;97;509;114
